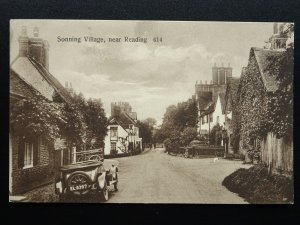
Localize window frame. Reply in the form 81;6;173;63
23;141;34;169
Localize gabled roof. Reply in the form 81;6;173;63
11;56;73;103
251;47;286;92
109;111;136;129
200;101;215;116
197;91;213;111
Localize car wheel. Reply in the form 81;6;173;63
101;180;109;201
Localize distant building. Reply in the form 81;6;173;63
199;94;226;137
104;102;142;156
195;63;232;136
265;23;294;50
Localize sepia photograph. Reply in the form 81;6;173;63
9;20;294;204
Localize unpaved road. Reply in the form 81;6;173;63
107;148;251;203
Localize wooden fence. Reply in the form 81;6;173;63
260;132;293;175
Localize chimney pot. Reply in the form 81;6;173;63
33;27;39;37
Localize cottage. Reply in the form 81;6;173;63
195;63;232;140
237;46;293;175
198;94;226;143
9;27;73;195
104;102;142;156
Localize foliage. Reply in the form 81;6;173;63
154;97;197;145
143;118;157;128
180;127;197;146
266;47;293;139
10;90;108;150
209;124;222;146
136;120;153;144
10;93;63;143
236;47;293;156
72;93;108;149
59;102;87;149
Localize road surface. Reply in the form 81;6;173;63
107;148;251;203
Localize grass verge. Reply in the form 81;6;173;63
222;164;293;204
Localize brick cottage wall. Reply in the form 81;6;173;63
11;135;55;195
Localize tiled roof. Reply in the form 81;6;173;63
252;47;285;92
200;101;215;116
197;91;213;111
109;111;136;129
11;56;73;103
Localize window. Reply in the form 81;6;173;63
110;142;117;154
110;127;118;139
24;142;34;168
202;117;205;124
18;137;38;169
217;116;220;124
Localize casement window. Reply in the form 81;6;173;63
18;137;39;169
111;142;117;153
24;142;34;168
110;127;118;138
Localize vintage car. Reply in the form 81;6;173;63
55;159;118;202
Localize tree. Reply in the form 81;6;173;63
180;127;198;147
136;120;153;144
143;118;157;128
209;124;222;146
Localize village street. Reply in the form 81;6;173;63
106;148;251;203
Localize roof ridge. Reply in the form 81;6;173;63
28;57;73;103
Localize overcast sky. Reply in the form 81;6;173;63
10;20;273;125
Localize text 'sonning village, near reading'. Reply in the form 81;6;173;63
9;20;294;203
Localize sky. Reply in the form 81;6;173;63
10;20;274;125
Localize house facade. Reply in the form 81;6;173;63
9;26;73;195
195;63;232;137
104;102;142;156
237;46;293;174
198;94;225;135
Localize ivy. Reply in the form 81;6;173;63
235;47;293;157
10;93;64;143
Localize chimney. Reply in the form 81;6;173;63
18;26;29;57
33;27;39;37
28;27;50;70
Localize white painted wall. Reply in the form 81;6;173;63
199;95;225;132
104;124;129;155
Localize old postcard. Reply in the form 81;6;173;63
9;20;294;203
